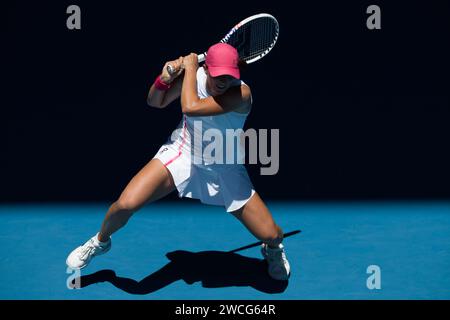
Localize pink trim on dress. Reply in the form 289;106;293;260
164;115;187;166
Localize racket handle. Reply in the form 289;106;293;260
197;53;206;63
166;53;206;75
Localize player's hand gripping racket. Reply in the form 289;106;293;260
167;13;279;75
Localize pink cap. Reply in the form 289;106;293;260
205;43;240;79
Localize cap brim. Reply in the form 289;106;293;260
208;66;240;79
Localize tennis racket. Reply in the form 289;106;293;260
167;13;279;74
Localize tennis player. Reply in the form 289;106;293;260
66;43;290;281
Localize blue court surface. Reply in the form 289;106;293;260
0;201;449;300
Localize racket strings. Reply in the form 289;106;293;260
227;18;278;62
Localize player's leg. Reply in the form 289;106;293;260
231;192;283;247
66;158;175;269
231;192;290;280
98;158;175;241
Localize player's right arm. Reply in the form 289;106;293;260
147;56;184;108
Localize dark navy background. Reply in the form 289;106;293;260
2;0;449;202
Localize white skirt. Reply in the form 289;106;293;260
153;141;255;212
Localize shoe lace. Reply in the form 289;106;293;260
267;248;286;264
78;239;97;261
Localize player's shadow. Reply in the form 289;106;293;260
74;250;289;294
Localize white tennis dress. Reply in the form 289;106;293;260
153;67;255;212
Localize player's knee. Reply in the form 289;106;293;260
114;196;141;213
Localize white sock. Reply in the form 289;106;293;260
268;243;283;250
93;233;109;246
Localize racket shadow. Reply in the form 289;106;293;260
74;231;301;295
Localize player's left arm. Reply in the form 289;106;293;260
181;53;251;117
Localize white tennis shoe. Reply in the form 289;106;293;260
261;243;291;281
66;233;111;269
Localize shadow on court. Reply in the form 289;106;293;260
72;230;301;295
74;250;289;294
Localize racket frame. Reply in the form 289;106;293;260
167;13;279;74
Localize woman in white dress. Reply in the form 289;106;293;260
66;43;290;281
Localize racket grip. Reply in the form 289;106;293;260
197;53;206;63
167;53;206;75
